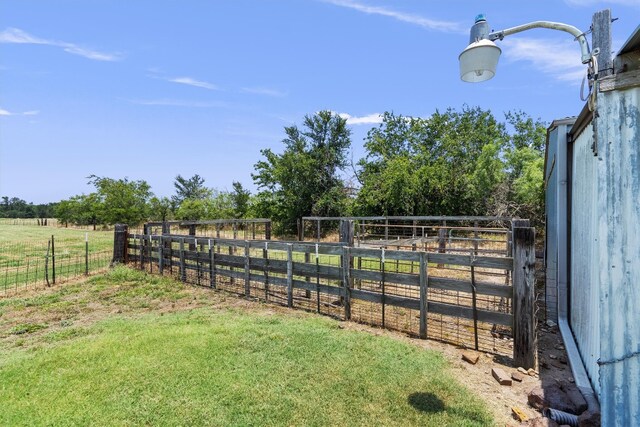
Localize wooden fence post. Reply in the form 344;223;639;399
419;251;428;339
179;238;186;282
286;244;293;308
189;224;196;251
512;226;537;369
209;239;216;289
265;221;271;241
244;241;250;297
112;224;128;264
342;246;351;321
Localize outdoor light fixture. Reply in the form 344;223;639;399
459;14;592;82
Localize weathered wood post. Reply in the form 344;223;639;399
339;219;354;311
342;246;352;321
188;224;196;251
419;251;428;339
162;221;172;274
244;240;251;297
265;221;271;241
286;243;293;308
437;226;447;268
512;223;537;369
112;224;128;265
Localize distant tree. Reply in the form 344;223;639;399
230;182;250;218
175;191;234;221
252;110;351;234
149;196;173;222
172;174;212;205
88;175;152;225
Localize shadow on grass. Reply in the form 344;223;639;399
408;392;445;413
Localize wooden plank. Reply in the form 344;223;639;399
427;253;512;270
349;289;420;310
428;277;512;298
428;301;512;327
210;243;216;289
350;269;420;287
599;68;640;92
291;262;342;280
512;226;537;369
350;247;420;262
292;279;344;297
419;252;427;339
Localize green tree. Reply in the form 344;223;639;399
88;175;152;225
252;110;351;234
149;196;173;222
231;182;250;218
172;174;212;205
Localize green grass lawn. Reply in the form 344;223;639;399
0;267;493;426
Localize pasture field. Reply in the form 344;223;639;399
0;224;113;295
0;267;493;426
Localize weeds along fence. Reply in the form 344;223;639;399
0;233;112;295
116;219;536;368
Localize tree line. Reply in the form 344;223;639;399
3;105;546;234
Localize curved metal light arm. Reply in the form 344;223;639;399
488;21;591;64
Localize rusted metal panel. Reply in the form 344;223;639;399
595;87;640;426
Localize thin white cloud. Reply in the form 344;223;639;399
127;98;228;108
501;37;588;83
241;87;287;97
0;27;121;61
168;76;219;90
565;0;639;7
338;112;384;125
0;108;40;116
321;0;464;34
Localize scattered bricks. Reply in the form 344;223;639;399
518;367;528;374
512;406;528;422
528;386;547;410
492;367;512;386
462;351;480;365
512;372;525;382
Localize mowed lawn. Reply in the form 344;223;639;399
0;267;493;426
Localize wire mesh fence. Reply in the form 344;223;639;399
0;232;113;296
124;230;532;359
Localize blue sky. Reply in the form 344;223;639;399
1;0;638;203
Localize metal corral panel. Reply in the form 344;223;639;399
545;128;558;322
595;87;640;426
570;127;601;395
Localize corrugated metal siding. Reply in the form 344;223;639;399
545;128;559;322
595;87;640;426
570;125;601;394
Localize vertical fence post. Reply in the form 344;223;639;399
265;221;271;241
51;235;56;284
158;236;164;275
286;243;293;308
419;252;428;339
210;239;216;289
189;224;196;251
180;238;186;282
85;233;89;275
263;242;269;301
113;225;129;265
244;241;250;297
512;225;537;369
342;246;351;321
437;227;446;268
